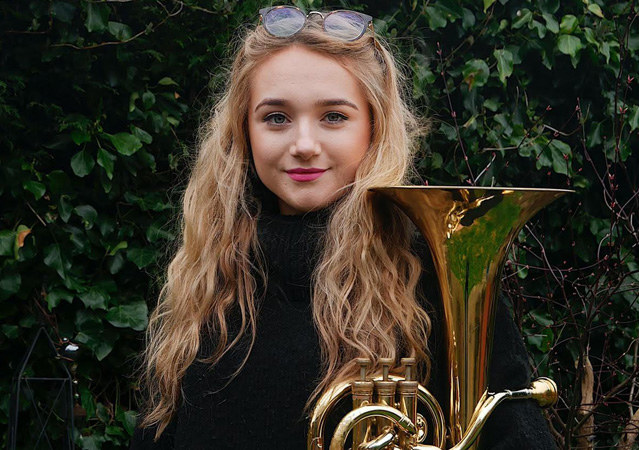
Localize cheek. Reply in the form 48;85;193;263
248;123;272;173
251;145;273;180
341;124;371;174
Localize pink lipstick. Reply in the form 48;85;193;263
286;168;326;182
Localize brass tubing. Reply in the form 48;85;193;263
397;382;417;448
353;358;375;449
329;405;417;450
309;374;448;450
359;426;397;450
374;358;396;438
397;358;418;448
415;384;446;449
449;378;558;450
307;380;353;450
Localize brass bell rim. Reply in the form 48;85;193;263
370;185;575;194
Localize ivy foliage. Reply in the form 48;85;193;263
1;0;637;448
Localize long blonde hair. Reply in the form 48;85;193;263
141;20;431;437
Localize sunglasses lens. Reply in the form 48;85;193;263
324;11;368;40
263;7;306;37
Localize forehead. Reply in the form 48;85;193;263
249;46;366;104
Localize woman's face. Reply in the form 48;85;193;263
248;45;371;215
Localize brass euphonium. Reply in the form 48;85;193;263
308;186;570;450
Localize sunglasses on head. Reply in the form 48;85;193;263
258;6;374;41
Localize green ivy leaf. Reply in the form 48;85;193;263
52;2;77;24
76;330;116;361
105;425;126;438
430;152;443;169
587;4;604;18
46;288;74;311
628;106;639;131
74;205;98;230
117;409;138;436
142;91;156;109
85;2;110;32
79;384;96;419
107;132;142;156
559;15;579;34
494;49;514;84
97;148;116;180
0;230;15;256
424;6;447;30
483;0;497;12
137;150;157;172
44;244;71;280
71;129;91;145
129;91;140;113
132;126;153;144
530;20;547;39
19;315;36;329
557;35;583;57
127;247;157;269
543;13;559;33
437;0;463;20
439;122;457;141
462;8;475;29
536;146;552;170
106;300;148;331
71;149;95;177
157;77;178;86
124;191;172;212
540;0;560;14
1;324;19;339
59;195;73;222
79;288;109;310
583;27;598;46
512;9;532;29
549;140;571;175
146;222;174;243
540;328;555;352
107;253;125;275
484;98;501;112
600;41;611;64
462;59;490;90
96;402;110;423
108;241;128;256
107;21;133;40
0;272;21;300
23;181;46;200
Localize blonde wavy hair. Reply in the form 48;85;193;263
141;19;431;437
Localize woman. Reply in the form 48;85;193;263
132;7;555;449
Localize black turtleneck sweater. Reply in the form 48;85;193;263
130;210;556;449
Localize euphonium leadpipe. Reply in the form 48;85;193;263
308;186;570;450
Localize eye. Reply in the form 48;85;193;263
324;112;348;124
264;113;289;125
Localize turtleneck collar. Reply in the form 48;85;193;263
256;207;330;305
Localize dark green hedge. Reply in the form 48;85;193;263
1;1;637;448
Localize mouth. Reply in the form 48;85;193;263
286;168;327;182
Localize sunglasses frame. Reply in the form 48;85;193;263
258;6;375;42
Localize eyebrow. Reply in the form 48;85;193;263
253;98;360;112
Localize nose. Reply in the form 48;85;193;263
289;122;321;159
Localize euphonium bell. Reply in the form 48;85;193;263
308;186;570;450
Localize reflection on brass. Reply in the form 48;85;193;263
308;187;569;449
